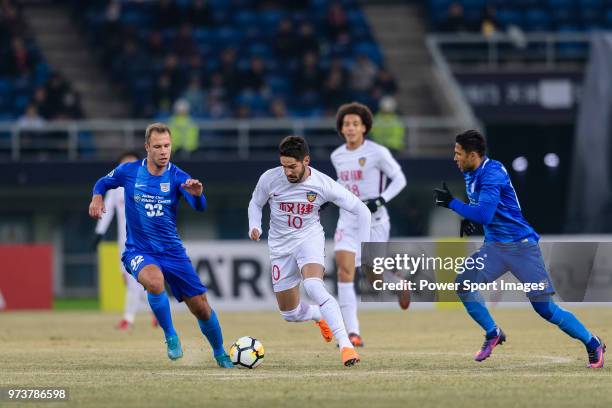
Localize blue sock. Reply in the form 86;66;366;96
532;299;593;346
147;291;177;340
458;290;498;338
198;310;226;357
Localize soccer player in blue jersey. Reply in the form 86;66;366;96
434;129;605;368
88;123;233;368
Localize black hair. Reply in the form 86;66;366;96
335;102;373;137
455;129;486;157
279;135;310;161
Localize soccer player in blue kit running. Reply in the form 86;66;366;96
434;129;605;368
88;123;233;368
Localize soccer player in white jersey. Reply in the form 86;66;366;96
248;136;371;367
94;151;158;330
332;102;408;347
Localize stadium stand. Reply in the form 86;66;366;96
0;0;83;121
69;0;392;119
429;0;612;33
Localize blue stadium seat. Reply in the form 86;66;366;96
525;8;552;31
496;9;525;27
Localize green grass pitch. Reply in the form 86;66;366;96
1;307;611;408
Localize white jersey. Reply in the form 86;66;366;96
248;166;371;257
331;140;405;226
95;187;127;253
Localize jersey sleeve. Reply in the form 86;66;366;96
449;167;503;225
248;171;272;236
175;168;207;212
324;176;371;244
95;189;117;235
92;163;128;196
377;146;406;202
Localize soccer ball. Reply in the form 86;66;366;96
229;336;264;369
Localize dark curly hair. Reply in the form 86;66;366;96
335;102;373;138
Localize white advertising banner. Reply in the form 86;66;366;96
184;240;342;311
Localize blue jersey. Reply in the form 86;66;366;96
449;157;539;242
92;159;206;253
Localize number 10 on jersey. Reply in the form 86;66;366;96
286;214;303;228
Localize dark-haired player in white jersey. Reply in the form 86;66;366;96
248;135;371;367
332;102;408;347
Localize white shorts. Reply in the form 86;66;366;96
269;232;325;292
334;220;390;265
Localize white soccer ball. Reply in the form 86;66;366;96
229;336;264;369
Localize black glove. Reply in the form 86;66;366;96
434;182;453;208
363;196;386;213
92;233;103;249
460;219;477;237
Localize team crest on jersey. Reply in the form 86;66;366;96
306;191;317;202
160;182;170;193
358;157;366;167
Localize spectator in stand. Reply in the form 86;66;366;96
322;63;347;113
4;36;33;76
297;22;319;56
274;19;298;61
32;87;54;119
207;72;227;103
161;53;184;95
154;74;176;114
350;54;378;94
371;68;398;100
183;75;206;118
240;56;267;93
45;73;70;117
188;0;213;27
480;5;499;37
371;96;405;153
17;103;45;130
217;47;239;98
207;94;229;119
440;2;473;33
235;103;252;119
174;23;197;59
295;51;322;95
269;99;288;118
327;2;350;42
147;30;165;63
169;99;199;158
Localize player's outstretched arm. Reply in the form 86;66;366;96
180;178;207;211
433;181;500;225
247;173;270;241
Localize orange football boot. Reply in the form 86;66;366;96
341;347;360;367
316;320;333;342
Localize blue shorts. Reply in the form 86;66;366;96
122;247;206;302
458;241;555;299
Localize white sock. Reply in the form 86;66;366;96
303;278;353;349
280;302;321;322
337;282;359;335
123;273;142;324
